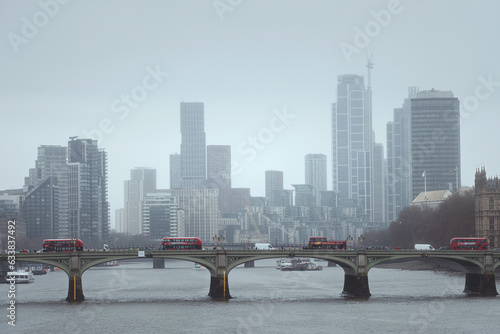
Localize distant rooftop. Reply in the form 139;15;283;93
414;89;454;99
411;189;452;208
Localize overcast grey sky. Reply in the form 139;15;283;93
2;0;500;228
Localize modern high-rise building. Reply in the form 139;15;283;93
206;145;231;189
272;189;294;207
331;74;373;220
23;145;69;238
169;188;219;244
24;176;59;238
410;90;460;199
224;188;251;214
372;143;387;224
115;208;124;233
265;170;284;207
305;154;327;206
67;138;109;247
180;102;206;189
142;190;181;240
207;145;232;215
124;167;157;235
292;184;316;207
386;87;417;222
169;153;181;189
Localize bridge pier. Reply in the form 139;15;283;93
66;275;85;301
464;272;498;296
208;251;231;299
342;274;371;297
66;251;84;301
208;275;231;299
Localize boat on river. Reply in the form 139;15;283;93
6;270;35;283
276;258;322;271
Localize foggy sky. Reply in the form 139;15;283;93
2;0;500;229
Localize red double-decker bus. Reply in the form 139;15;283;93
449;237;488;250
162;237;203;250
42;239;84;252
307;237;347;250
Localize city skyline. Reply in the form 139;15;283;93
2;1;500;229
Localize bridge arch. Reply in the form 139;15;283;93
225;253;357;275
78;253;217;275
366;253;486;274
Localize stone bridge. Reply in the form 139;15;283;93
1;249;498;301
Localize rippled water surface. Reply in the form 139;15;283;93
1;259;498;334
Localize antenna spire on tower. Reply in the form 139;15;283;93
366;53;373;89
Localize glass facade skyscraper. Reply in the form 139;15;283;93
386;87;417;222
410;90;460;199
24;145;68;238
305;154;327;206
180;102;206;189
68;138;109;247
331;74;373;220
265;170;284;207
124;167;157;235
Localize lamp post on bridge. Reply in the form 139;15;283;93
213;234;225;250
358;234;364;249
347;235;353;249
72;236;77;252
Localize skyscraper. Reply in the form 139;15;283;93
387;87;417;222
169;188;219;243
207;145;232;215
372;143;386;224
169;153;181;189
142;190;181;240
206;145;231;189
180;102;206;189
292;184;316;207
115;208;124;233
265;170;283;207
68;138;109;247
24;145;68;238
331;74;373;219
124;167;157;235
305;154;327;206
24;176;59;238
411;90;460;199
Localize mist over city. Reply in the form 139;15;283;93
1;1;500;333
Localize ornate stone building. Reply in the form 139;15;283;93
475;167;500;248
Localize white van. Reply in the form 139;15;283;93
414;244;435;250
254;243;276;250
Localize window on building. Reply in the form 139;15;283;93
489;198;494;211
489;217;495;230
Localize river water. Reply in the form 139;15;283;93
1;259;498;334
